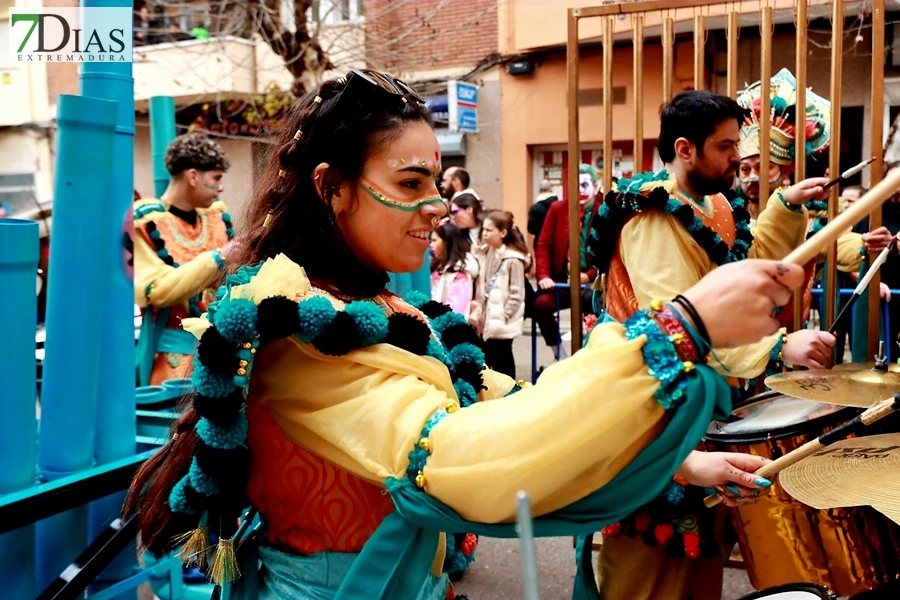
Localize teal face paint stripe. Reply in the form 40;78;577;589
363;185;444;213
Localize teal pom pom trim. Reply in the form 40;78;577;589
403;290;430;309
157;248;169;259
345;301;390;346
431;311;467;334
193;359;236;398
296;296;337;342
453;379;478;407
449;342;485;369
406;408;449;478
616;169;670;195
188;458;220;496
195;412;249;450
214;298;259;343
134;202;166;220
149;228;161;240
426;338;448;363
169;476;199;515
624;311;688;410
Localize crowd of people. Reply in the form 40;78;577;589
127;67;900;600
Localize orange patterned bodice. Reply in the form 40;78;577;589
605;192;736;322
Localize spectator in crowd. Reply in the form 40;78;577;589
470;211;531;378
450;192;483;248
441;167;481;203
429;221;478;317
527;178;559;254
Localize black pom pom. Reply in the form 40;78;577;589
257;296;301;341
195;441;251;490
722;187;737;202
648;187;669;205
453;362;484;388
151;237;166;250
162;255;176;266
197;327;239;374
672;204;694;225
385;313;431;356
313;311;361;356
665;534;686;558
420;300;452;319
193;390;244;427
183;480;211;511
782;104;797;124
441;323;483;350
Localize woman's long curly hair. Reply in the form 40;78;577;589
125;73;433;555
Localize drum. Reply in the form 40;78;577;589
738;583;835;600
705;391;900;596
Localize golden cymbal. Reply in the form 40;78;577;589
833;362;900;373
764;369;900;408
781;433;900;527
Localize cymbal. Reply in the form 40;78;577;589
764;369;900;408
833;362;900;373
781;433;900;526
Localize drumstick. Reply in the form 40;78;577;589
516;491;541;600
783;168;900;267
827;235;898;335
704;394;900;508
821;156;877;191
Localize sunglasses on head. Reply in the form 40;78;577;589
336;69;425;109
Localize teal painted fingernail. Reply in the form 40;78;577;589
726;485;741;495
755;477;772;488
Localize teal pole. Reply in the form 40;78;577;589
80;1;138;596
36;94;117;589
149;96;176;197
0;218;39;600
409;250;432;296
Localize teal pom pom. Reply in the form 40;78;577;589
771;96;787;114
449;342;484;368
195;413;248;450
233;375;249;387
214;298;258;343
453;379;478;407
296;296;337;342
157;248;169;259
192;359;235;398
222;212;232;222
403;290;430;309
427;338;448;363
149;229;161;240
432;311;467;334
665;198;682;213
666;481;685;506
345;301;389;346
169;476;198;515
188;458;220;496
686;218;703;233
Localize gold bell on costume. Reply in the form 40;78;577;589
736;67;831;164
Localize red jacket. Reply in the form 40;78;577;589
535;197;601;282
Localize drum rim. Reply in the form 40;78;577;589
706;392;859;444
737;582;835;600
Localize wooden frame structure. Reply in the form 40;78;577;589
565;0;887;361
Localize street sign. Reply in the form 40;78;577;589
448;80;478;134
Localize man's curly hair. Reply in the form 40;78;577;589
164;133;230;176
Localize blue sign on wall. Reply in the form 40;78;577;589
448;80;478;133
425;95;449;123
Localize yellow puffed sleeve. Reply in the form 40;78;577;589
620;211;779;379
249;323;669;524
749;193;809;260
133;225;221;309
835;230;864;273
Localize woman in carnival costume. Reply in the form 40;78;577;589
125;70;805;600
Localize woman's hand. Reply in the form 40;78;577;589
863;226;893;254
783;329;836;370
680;260;804;348
676;451;773;507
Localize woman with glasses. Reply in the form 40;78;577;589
450;192;483;248
126;70;804;600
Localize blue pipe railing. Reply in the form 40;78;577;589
0;218;39;599
149;96;177;198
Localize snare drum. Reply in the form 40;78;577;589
705;391;900;596
738;583;835;600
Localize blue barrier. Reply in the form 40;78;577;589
149;97;177;198
810;288;898;362
0;218;39;599
36;94;117;589
80;4;139;595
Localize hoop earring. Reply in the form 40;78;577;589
431;216;439;227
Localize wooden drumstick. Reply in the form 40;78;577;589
704;394;900;508
783;168;900;267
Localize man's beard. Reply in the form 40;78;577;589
687;168;735;196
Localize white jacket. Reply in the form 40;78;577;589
472;245;530;340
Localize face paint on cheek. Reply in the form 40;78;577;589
204;183;223;193
362;179;444;213
738;175;759;186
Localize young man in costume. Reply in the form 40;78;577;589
134;133;235;386
587;89;837;600
534;163;600;359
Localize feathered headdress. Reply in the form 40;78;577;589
736;68;831;165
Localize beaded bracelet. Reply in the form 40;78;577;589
776;187;805;213
650;300;702;363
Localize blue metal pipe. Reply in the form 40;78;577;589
36;94;117;589
80;1;138;593
149;96;176;198
0;218;39;599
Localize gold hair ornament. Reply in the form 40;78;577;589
278;169;286;178
293;129;302;141
263;212;274;229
